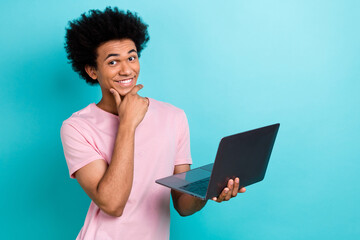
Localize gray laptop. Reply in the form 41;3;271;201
155;123;280;200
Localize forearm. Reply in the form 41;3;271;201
172;190;207;216
96;123;135;215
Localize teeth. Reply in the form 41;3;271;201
120;79;132;83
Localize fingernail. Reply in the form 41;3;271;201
235;178;239;183
229;180;233;185
225;189;229;193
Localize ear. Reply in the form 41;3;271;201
85;65;98;80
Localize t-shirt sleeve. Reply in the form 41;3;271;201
60;122;104;178
174;110;192;165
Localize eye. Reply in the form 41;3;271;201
108;60;117;66
129;56;137;61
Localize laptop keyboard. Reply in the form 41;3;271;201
180;177;210;197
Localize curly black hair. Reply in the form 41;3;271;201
64;7;150;85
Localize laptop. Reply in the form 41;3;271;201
155;123;280;200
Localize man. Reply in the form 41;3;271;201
61;7;246;239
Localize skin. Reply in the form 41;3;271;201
76;39;245;218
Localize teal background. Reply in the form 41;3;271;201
1;0;359;239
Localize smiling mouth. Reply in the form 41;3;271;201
118;79;132;83
114;78;134;86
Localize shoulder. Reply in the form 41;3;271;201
62;103;96;122
61;103;97;135
149;98;186;117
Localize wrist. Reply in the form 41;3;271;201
195;198;207;208
118;122;136;134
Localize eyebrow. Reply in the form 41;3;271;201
104;49;137;61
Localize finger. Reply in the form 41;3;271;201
237;178;246;193
224;180;234;201
216;187;229;203
144;97;149;106
130;84;143;95
110;88;121;106
232;178;240;197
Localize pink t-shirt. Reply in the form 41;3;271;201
60;98;192;240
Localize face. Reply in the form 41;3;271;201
86;39;140;98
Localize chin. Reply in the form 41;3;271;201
118;87;134;97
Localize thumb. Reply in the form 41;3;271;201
110;88;121;106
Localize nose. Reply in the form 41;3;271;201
118;61;132;76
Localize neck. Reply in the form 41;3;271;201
96;94;118;115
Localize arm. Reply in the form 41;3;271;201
171;164;207;216
75;125;135;217
75;85;148;217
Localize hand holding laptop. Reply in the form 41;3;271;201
212;177;246;202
